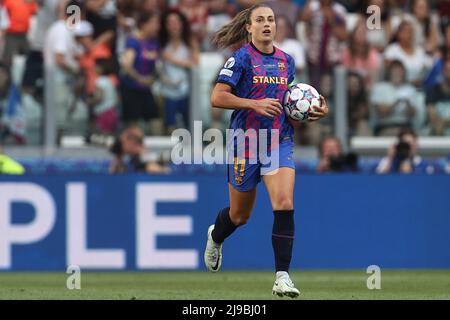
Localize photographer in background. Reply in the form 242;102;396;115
109;125;170;174
376;128;431;174
316;136;359;173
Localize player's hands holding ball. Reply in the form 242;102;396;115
308;95;329;121
283;83;328;124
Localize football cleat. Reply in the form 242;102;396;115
272;271;300;298
204;225;223;272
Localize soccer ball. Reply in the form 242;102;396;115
283;83;321;122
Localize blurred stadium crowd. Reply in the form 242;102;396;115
0;0;449;174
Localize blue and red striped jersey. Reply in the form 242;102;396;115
217;42;295;141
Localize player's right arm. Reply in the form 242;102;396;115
211;83;282;118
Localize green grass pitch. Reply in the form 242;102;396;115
0;270;449;300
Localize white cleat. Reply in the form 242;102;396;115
204;225;223;272
272;271;300;298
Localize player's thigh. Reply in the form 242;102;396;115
228;184;257;225
263;167;295;211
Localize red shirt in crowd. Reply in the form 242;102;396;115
79;43;113;94
3;0;37;34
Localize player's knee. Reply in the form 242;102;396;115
230;213;251;226
273;198;293;211
234;216;250;226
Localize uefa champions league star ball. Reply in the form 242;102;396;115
283;83;322;122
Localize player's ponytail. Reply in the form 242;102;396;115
212;3;272;50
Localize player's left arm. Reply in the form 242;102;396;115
308;95;329;122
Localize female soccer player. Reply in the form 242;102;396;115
204;4;329;298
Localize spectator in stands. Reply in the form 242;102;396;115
341;19;381;89
267;0;301;28
411;0;441;57
85;0;117;57
140;0;158;13
116;0;136;56
22;0;60;104
423;23;450;90
302;0;347;92
384;18;433;86
159;10;199;134
370;60;419;136
0;145;25;174
109;125;170;174
234;0;262;10
273;15;305;80
337;0;365;13
0;2;10;59
437;0;450;26
44;0;81;76
140;0;167;14
365;0;393;53
44;0;84;144
316;136;359;172
426;58;450;136
376;127;431;173
347;71;372;136
75;20;112;97
205;0;234;51
86;58;119;135
387;0;410;15
1;0;37;66
175;0;209;49
292;0;307;9
120;12;162;134
0;63;26;145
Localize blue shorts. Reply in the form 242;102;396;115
227;136;295;192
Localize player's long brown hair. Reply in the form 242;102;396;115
212;3;272;50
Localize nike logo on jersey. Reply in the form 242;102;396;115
253;65;260;68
